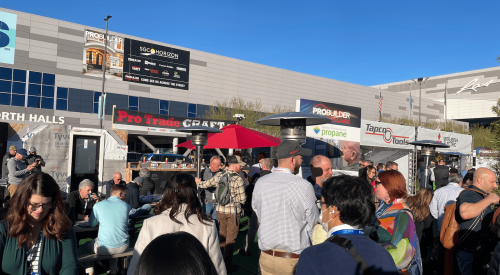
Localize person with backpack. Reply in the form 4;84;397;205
454;168;499;275
196;155;247;273
296;175;398;275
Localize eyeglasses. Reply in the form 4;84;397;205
28;202;54;211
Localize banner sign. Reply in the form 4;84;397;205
299;99;361;128
112;108;233;131
417;128;473;154
0;11;17;64
476;147;499;157
122;38;190;90
360;120;415;149
299;99;361;172
83;30;124;81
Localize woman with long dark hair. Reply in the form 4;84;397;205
127;173;226;275
0;172;78;275
134;232;218;275
406;188;434;244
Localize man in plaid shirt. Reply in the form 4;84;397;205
196;155;247;273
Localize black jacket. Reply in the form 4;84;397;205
433;165;449;189
139;177;155;196
125;182;141;209
243;170;271;211
105;179;126;199
65;190;97;225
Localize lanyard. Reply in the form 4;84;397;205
330;229;365;236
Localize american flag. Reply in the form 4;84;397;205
379;88;382;112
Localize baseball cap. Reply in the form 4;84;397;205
277;140;312;159
9;145;17;151
29;147;37;153
227;155;246;166
132;177;144;186
17;149;29;158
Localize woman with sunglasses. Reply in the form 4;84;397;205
370;170;422;275
0;173;78;275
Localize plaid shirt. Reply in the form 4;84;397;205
198;169;246;215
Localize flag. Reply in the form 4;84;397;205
410;93;413;109
379;88;382;112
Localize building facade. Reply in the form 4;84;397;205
0;7;448;193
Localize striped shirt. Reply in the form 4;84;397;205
252;167;319;254
27;230;43;274
198;169;246;215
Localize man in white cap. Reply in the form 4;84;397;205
196;155;247;273
26;146;45;174
252;140;318;275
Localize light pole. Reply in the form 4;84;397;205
411;77;429;125
99;15;112;130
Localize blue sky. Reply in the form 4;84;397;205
2;1;500;86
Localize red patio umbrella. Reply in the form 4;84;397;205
176;124;280;149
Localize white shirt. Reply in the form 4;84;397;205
326;224;361;237
429;182;463;229
252;167;319;254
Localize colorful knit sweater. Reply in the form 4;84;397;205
372;201;418;270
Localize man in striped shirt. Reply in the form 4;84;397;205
196;155;246;273
252;140;318;275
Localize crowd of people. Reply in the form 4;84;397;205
2;142;500;275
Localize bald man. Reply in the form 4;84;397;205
342;141;360;172
306;155;333;200
456;168;499;275
105;172;126;199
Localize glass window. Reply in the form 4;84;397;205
13;69;26;82
188;103;197;114
57;87;68;99
0;67;12;81
56;99;68;111
160;100;169;111
0;80;11;93
129;106;138;111
129;96;139;109
188;112;196;118
28;84;42;96
0;93;10;105
93;102;99;114
12;82;25;95
94;92;101;103
159;109;168;115
42;85;54;98
42;74;55;86
27;96;40;108
29;71;42;84
41;97;53;109
11;94;24;107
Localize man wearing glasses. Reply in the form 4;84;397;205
200;156;223;225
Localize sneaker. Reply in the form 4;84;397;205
238;248;251;256
226;263;238;273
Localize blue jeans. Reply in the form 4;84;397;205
129;204;151;218
456;250;473;275
204;202;219;231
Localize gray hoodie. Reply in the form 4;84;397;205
7;158;29;185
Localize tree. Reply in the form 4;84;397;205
202;97;294;137
485;98;500;176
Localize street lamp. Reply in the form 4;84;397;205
409;140;449;190
256;112;331;144
411;77;429;125
176;126;223;178
99;15;112;130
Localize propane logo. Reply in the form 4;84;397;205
313;126;320;134
365;123;409;145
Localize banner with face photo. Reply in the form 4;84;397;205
298;99;361;172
